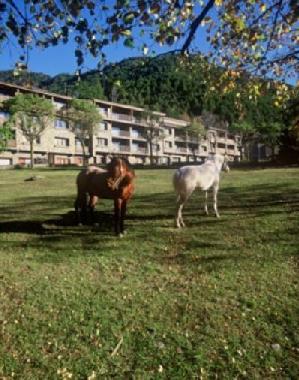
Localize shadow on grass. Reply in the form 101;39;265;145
0;180;298;265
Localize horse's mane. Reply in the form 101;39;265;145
107;157;135;178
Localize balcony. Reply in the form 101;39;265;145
99;110;109;119
187;136;199;143
175;147;188;154
111;129;130;137
111;113;132;122
132;117;147;125
95;146;109;153
174;135;186;142
131;130;146;140
132;147;147;154
112;144;130;153
7;140;17;148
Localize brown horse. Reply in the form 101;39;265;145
75;157;135;236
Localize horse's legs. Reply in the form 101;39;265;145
88;195;98;225
120;200;127;234
75;193;87;225
212;183;220;218
114;198;122;236
74;198;80;224
175;194;187;228
204;190;209;215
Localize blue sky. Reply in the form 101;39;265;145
0;29;211;77
0;1;212;77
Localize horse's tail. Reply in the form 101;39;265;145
173;169;183;197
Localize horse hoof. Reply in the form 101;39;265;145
118;233;124;238
78;222;83;226
93;223;99;227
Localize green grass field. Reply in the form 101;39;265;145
0;166;298;379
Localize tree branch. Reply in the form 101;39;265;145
181;0;215;53
271;49;299;64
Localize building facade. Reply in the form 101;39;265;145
0;81;241;167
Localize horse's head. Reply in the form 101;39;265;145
107;157;125;179
106;157;135;190
207;154;230;172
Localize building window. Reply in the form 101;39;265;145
99;122;108;131
112;127;120;135
99;107;108;116
96;138;108;147
0;111;9;119
54;119;67;129
54;101;65;110
172;157;181;163
165;141;172;149
55;137;69;147
131;129;142;138
36;136;41;144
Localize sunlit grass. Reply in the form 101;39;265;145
0;166;298;379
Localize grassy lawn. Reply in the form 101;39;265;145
0;166;298;379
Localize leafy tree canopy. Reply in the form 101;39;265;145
59;98;102;164
0;121;12;151
0;0;297;84
61;98;102;128
3;93;55;118
1;93;55;167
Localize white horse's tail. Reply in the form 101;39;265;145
173;169;185;201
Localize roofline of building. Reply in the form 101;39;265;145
0;81;165;116
0;81;237;133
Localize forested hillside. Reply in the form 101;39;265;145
0;54;209;117
1;53;297;162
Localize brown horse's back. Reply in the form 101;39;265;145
76;162;135;200
75;159;135;234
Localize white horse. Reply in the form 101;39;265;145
173;154;229;228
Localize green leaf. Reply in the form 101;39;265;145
123;37;134;48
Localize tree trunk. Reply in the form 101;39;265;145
82;143;88;166
149;140;153;165
30;139;34;169
148;128;154;165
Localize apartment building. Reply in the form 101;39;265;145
0;81;241;167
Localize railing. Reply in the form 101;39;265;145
99;110;109;118
132;117;147;125
111;113;132;122
132;147;147;154
175;147;188;153
164;147;173;153
131;133;146;140
112;129;130;137
112;145;130;152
